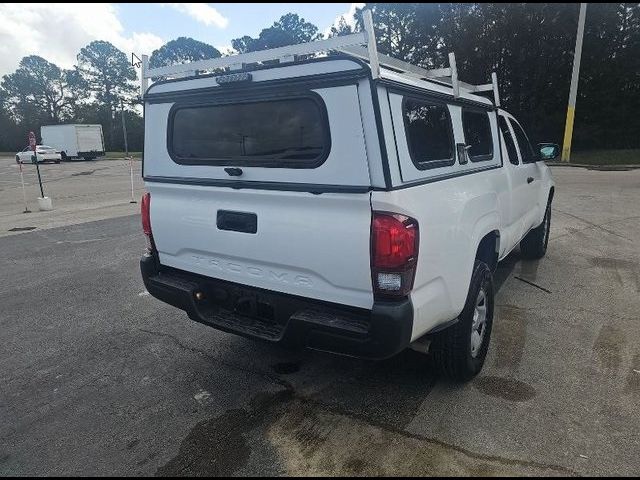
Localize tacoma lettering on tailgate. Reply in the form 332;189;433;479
190;255;314;287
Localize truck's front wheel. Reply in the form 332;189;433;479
432;260;494;382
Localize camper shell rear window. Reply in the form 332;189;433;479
168;93;331;168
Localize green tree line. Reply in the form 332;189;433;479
1;4;638;153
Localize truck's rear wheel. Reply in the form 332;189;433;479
431;260;494;382
520;202;551;259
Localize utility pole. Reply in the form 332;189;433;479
120;99;129;158
561;3;587;162
121;99;136;204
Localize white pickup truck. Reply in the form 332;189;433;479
139;21;557;381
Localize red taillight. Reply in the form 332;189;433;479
141;192;155;252
141;192;151;235
371;212;419;298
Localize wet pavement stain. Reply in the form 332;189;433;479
266;398;572;476
311;349;438;430
518;259;541;283
343;458;366;475
492;305;527;370
593;325;625;375
272;362;301;375
70;167;108;177
624;354;640;396
589;257;640;291
493;252;520;293
473;376;537;402
126;439;140;450
155;389;292;477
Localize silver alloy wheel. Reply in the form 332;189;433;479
470;288;487;358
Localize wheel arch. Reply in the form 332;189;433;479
475;230;500;273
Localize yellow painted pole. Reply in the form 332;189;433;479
561;3;587;162
561;106;576;162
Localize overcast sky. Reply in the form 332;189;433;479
0;3;363;77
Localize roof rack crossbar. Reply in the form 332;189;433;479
340;46;499;106
142;31;367;80
338;45;452;80
138;8;500;106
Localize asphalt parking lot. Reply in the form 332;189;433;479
0;155;143;236
1;159;639;476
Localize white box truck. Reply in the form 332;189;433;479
41;124;105;161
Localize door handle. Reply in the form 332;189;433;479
224;167;243;177
527;177;534;184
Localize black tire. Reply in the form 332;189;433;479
520;202;551;259
431;260;494;382
16;156;20;164
61;152;68;162
54;160;60;164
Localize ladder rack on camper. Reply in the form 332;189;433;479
139;10;500;107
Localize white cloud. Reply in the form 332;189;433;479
163;3;228;28
323;2;364;38
0;3;164;77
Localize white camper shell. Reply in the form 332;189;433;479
41;124;105;161
139;11;556;381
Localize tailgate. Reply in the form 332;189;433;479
149;183;374;309
144;75;376;309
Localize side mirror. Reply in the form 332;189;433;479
537;143;560;161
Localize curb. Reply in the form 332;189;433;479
545;162;640;171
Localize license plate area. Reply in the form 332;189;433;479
206;283;284;325
162;266;372;341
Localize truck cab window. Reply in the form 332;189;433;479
498;116;518;165
510;119;536;163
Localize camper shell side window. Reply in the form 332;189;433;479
401;96;456;170
462;108;494;162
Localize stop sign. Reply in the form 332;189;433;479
28;131;36;152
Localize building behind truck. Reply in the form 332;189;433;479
41;124;105;161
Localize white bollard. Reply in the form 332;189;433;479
18;162;31;213
37;196;53;211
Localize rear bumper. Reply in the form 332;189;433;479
141;253;413;360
